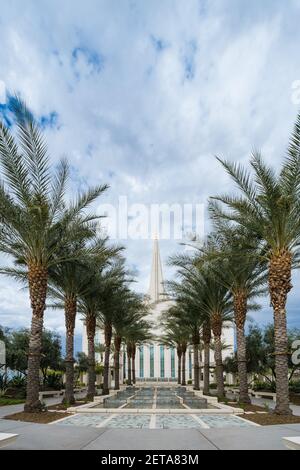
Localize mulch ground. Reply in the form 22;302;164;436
3;411;72;424
226;401;300;425
230;403;267;412
47;401;86;411
242;413;300;426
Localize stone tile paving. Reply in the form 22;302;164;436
200;415;253;428
105;414;151;429
56;414;107;427
156;414;202;429
55;413;254;429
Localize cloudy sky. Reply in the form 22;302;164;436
0;0;300;345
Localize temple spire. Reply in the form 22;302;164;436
148;236;165;303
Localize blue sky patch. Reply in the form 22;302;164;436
38;111;60;130
150;35;168;52
72;45;104;77
182;39;197;80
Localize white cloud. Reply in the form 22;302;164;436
0;0;299;334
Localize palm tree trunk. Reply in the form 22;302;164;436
127;344;132;385
177;347;182;384
181;344;187;386
102;322;112;395
86;314;96;401
236;325;250;403
269;252;292;415
193;330;200;390
212;312;224;399
234;292;250;404
114;336;121;391
123;348;126;382
132;344;136;384
214;334;225;399
203;322;211;396
63;296;77;405
24;265;48;413
199;346;203;387
193;343;200;390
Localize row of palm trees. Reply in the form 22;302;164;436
1;96;299;415
163;112;300;416
0;97;151;412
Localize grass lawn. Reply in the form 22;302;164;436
0;397;25;406
4;411;72;424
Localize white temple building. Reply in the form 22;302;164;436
82;238;235;385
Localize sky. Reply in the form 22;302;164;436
0;0;300;349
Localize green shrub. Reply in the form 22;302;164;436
252;380;276;392
4;375;27;399
209;383;217;389
43;372;63;391
289;380;300;394
187;380;192;385
0;397;25;406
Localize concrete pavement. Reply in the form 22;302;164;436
0;418;300;450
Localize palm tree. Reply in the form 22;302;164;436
202;319;211;395
160;312;190;385
199;268;232;399
124;319;152;385
97;260;129;395
212;114;300;413
48;238;116;404
126;342;133;386
0;97;107;412
78;283;100;401
78;262;120;401
166;264;207;391
112;292;148;390
168;254;232;398
198;226;266;403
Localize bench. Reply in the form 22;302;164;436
250;390;276;402
74;387;87;393
39;390;64;400
0;433;18;448
282;437;300;450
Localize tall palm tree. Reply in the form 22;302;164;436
97;260;129;395
168;254;232;398
198;267;233;399
78;261;121;400
202;319;211;396
166;263;207;391
198;226;266;403
78;279;100;401
124;319;152;385
212;114;300;413
48;238;116;404
0;97;107;412
160;312;190;385
112;292;148;390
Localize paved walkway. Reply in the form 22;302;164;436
224;391;300;417
0;417;299;450
250;397;300;416
0;391;87;419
